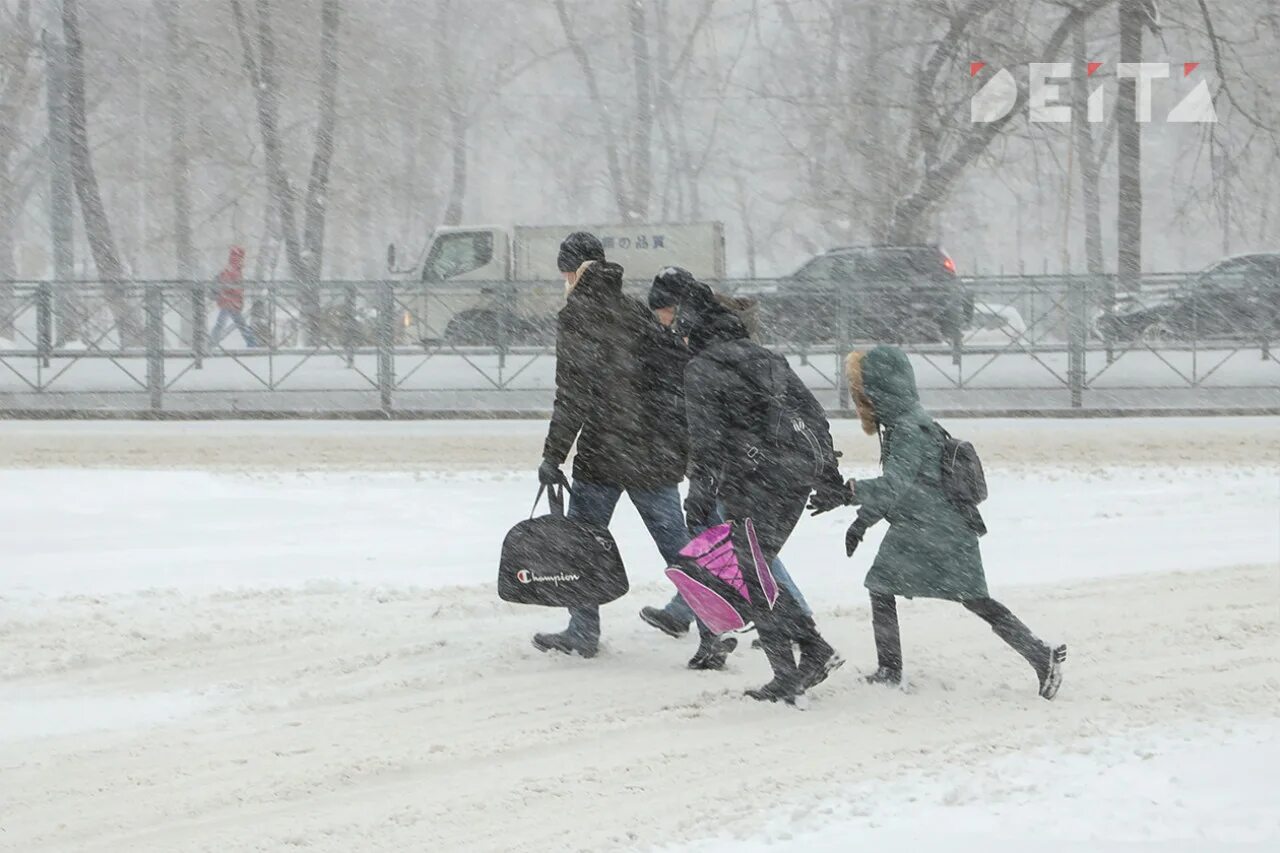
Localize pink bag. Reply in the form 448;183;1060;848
664;520;778;634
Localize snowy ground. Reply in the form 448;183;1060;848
0;419;1277;851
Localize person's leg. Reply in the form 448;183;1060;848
628;484;689;565
962;597;1050;675
630;486;738;667
231;310;258;347
723;486;832;698
631;484;698;634
210;309;230;347
562;481;623;646
767;557;812;617
869;592;903;682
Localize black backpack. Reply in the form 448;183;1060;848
722;351;829;485
929;423;988;535
498;485;629;607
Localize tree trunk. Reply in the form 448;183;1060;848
301;0;341;281
1117;0;1143;291
232;0;343;343
232;0;304;281
1073;19;1104;278
0;0;33;333
627;0;653;221
62;0;141;348
156;0;196;344
436;0;466;226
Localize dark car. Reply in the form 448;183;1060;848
1096;253;1280;344
757;245;973;346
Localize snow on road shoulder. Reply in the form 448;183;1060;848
671;719;1280;852
0;464;1275;599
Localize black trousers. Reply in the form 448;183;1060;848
721;484;826;686
870;591;1049;678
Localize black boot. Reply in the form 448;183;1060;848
639;606;689;639
745;678;806;707
870;592;903;681
864;666;903;686
687;633;738;670
792;615;844;689
532;631;598;658
749;623;804;705
1038;644;1067;700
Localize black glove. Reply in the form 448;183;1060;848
808;479;854;516
684;479;716;533
846;519;868;557
538;459;569;487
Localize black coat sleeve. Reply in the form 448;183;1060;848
543;316;598;466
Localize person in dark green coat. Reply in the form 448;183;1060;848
812;346;1065;700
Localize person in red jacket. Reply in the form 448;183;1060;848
210;246;258;348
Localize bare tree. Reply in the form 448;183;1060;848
0;0;37;338
155;0;198;345
230;0;341;340
63;0;142;347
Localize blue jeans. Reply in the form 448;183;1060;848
565;480;689;645
211;308;258;348
661;503;812;623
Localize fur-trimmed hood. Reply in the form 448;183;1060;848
847;346;921;434
845;351;877;435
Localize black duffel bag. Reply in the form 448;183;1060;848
498;484;629;607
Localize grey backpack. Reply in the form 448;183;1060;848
930;423;988;534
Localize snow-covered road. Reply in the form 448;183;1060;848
0;419;1276;851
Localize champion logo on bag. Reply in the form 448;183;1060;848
516;569;581;586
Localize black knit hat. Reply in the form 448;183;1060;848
557;231;606;273
648;266;699;310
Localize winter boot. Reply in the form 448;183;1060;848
864;666;903;686
750;623;805;705
793;617;844;689
1038;644;1067;700
639;606;690;639
745;678;807;708
532;631;598;659
687;634;738;671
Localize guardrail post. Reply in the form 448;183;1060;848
377;281;395;414
1068;276;1086;408
37;282;53;367
192;281;206;368
343;283;357;368
496;282;510;381
836;285;851;411
145;283;165;412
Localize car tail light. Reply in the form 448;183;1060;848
942;254;957;275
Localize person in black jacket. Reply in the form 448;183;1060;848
534;234;736;668
677;281;846;704
639;267;816;642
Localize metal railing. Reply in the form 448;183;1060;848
0;273;1276;415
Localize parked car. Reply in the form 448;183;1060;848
1095;253;1280;344
757;244;973;345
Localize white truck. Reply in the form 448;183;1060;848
387;222;725;344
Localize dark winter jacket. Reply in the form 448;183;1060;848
849;346;988;601
683;297;842;507
543;260;689;489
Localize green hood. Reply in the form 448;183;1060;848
861;346;920;423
